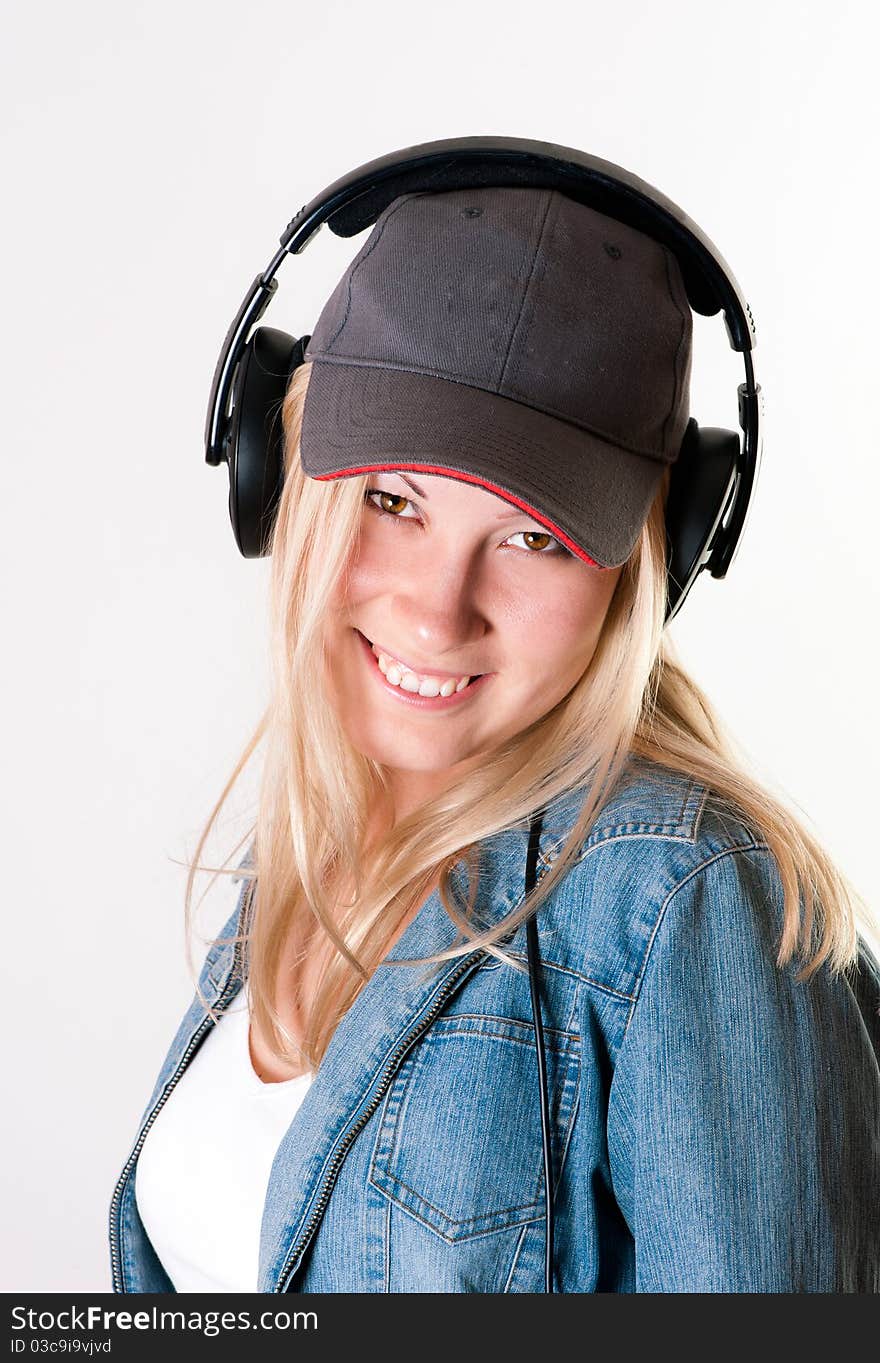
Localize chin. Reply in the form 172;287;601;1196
360;733;473;774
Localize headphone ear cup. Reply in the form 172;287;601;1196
665;419;740;623
226;327;309;557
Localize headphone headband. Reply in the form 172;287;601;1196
283;137;756;344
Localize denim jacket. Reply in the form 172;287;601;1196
109;757;880;1293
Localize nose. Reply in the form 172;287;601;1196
390;562;489;662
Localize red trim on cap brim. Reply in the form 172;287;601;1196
311;462;609;570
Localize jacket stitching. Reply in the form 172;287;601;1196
371;1031;580;1236
379;1174;545;1233
553;1054;582;1190
538;777;707;868
205;784;711;992
501;951;636;1004
383;1195;391;1294
623;841;771;1034
273;956;488;1271
538;829;699;880
419;1017;581;1047
503;1224;531;1292
119;1186;132;1291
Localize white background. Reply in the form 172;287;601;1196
2;0;877;1292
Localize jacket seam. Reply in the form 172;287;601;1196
539;829;696;871
503;1224;531;1292
539;780;710;867
502;951;636;1003
383;1195;392;1294
623;840;771;1034
419;1015;581;1046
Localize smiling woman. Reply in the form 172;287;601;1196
324;469;623;812
111;177;880;1296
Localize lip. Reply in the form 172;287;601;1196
362;633;483;683
354;629;493;710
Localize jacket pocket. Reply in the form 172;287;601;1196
369;1014;580;1243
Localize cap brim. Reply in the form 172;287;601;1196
300;361;667;569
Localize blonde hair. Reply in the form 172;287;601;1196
184;359;871;1073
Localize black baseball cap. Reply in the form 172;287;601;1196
300;186;692;569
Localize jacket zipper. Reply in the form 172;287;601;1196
108;891;251;1293
109;889;484;1293
272;949;484;1293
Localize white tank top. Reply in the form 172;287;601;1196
135;992;313;1292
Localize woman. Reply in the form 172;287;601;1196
110;185;880;1294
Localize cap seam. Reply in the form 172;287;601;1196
496;190;556;392
323;194;419;353
307;356;670;463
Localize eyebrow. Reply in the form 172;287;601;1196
396;473;525;522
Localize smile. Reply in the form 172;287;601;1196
354;630;493;710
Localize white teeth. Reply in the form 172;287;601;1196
369;642;473;696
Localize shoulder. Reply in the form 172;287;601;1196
528;754;779;1004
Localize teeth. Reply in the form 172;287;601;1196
371;643;472;696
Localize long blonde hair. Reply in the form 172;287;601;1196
184;359;871;1073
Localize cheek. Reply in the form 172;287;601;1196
331;537;389;611
512;576;615;654
508;581;618;704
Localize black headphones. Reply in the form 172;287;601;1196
204;136;763;1292
204;134;762;626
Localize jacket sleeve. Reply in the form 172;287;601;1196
605;842;880;1292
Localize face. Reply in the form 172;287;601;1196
324;471;623;820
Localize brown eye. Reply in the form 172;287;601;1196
377;493;407;514
365;489;418;520
507;529;565;556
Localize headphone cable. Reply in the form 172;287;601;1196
525;810;554;1293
